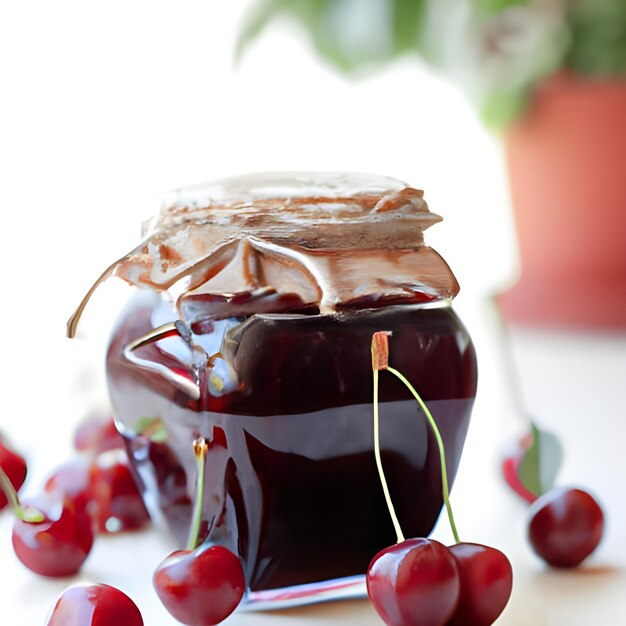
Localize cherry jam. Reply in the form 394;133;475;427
107;291;477;592
68;173;479;604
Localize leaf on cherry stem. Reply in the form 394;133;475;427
517;422;563;499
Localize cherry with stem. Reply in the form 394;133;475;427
1;463;95;577
368;331;512;626
0;465;43;523
153;437;246;626
0;442;28;511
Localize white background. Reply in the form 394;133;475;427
1;2;624;625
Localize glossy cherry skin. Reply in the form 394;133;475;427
45;583;143;626
88;450;150;534
153;544;246;626
366;538;460;626
0;442;27;511
12;495;94;577
447;543;513;626
44;457;92;513
528;487;604;568
74;415;124;455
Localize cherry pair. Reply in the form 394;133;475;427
368;539;512;626
367;332;513;626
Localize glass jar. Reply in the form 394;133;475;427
69;172;477;608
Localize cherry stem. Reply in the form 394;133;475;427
386;366;461;545
186;437;208;551
373;368;406;544
0;465;44;523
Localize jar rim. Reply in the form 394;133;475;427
158;171;410;209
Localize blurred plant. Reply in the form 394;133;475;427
237;0;626;127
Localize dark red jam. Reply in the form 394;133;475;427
107;290;477;592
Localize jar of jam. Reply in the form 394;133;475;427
68;172;477;608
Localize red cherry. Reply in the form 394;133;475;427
366;538;460;626
44;457;92;513
74;415;124;455
153;544;246;626
88;450;150;533
528;486;604;568
12;495;94;577
0;442;27;511
447;543;513;626
45;583;143;626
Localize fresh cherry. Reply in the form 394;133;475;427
45;450;150;533
88;449;150;533
74;414;124;455
154;437;246;625
45;583;143;626
0;441;27;511
44;457;92;513
153;544;246;626
367;538;460;626
447;543;513;626
528;486;604;568
12;494;94;577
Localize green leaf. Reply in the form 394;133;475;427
517;422;563;498
235;0;626;130
237;0;426;74
235;0;291;64
472;0;529;17
304;0;394;72
480;88;529;130
567;0;626;76
391;0;426;55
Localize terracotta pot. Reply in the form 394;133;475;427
499;73;626;328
